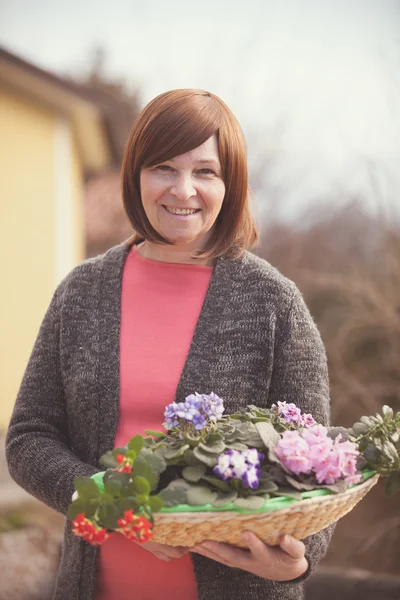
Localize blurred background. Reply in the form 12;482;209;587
0;0;399;598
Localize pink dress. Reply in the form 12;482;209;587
95;245;213;600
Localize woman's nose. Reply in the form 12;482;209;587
170;174;196;202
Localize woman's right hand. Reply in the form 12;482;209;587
140;541;189;561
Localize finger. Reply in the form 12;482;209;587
196;541;251;568
192;546;234;567
242;531;275;561
153;552;172;561
279;535;305;560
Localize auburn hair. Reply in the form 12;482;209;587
121;89;258;259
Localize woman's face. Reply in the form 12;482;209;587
140;135;225;250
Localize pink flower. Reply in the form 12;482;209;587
344;473;363;485
300;413;316;428
302;425;328;445
276;431;313;475
308;436;333;464
314;453;342;484
276;401;302;424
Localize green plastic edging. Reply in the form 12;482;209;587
90;469;376;515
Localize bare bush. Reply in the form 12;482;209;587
258;199;400;575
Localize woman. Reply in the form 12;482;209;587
6;89;333;600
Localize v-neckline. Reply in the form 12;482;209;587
95;241;238;462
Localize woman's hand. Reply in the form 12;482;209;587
191;532;308;581
140;541;190;561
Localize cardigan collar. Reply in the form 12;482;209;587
95;241;244;462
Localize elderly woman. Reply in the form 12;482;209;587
6;89;333;600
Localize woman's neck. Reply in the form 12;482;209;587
136;241;215;266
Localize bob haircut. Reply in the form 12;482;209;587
122;89;259;259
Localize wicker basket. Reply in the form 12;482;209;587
152;474;379;547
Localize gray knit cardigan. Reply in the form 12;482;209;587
6;242;334;600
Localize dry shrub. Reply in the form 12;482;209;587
258;200;400;575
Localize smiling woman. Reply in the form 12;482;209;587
6;88;333;600
122;89;258;263
138;135;226;264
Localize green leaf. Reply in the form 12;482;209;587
128;435;144;453
351;422;370;436
98;504;121;530
204;432;224;444
187;485;218;506
272;488;302;500
193;447;218;467
158;479;190;507
360;416;375;427
183;449;203;466
144;430;167;439
198;441;226;454
182;465;207;483
99;450;119;469
200;475;231;492
255;422;281;455
164;444;190;460
132;462;158;492
147;496;164;512
382;405;394;420
67;498;88;520
75;477;101;500
104;479;122;498
227;442;248;451
133;476;151;495
126;450;137;462
234;496;265;509
212;491;238;507
136;449;166;475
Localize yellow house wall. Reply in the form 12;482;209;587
0;86;85;430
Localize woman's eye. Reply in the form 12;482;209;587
198;168;215;175
156;165;173;172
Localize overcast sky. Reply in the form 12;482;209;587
1;0;400;220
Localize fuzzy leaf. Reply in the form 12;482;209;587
212;491;238;507
234;496;265;509
327;427;350;441
256;422;281;458
183;449;203;466
351;422;370;436
272;488;302;500
285;475;316;491
201;475;231;492
158;479;190;507
227;442;248;451
182;464;207;483
164;444;190;460
198;441;226;454
187;485;218;506
193;447;219;467
204;432;224;444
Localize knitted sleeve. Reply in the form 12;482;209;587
5;279;99;516
268;286;334;581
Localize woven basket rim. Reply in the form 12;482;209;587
155;473;380;521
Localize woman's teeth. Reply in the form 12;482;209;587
164;206;198;215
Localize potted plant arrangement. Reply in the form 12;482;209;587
68;393;400;547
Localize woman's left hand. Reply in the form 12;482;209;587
191;532;308;581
